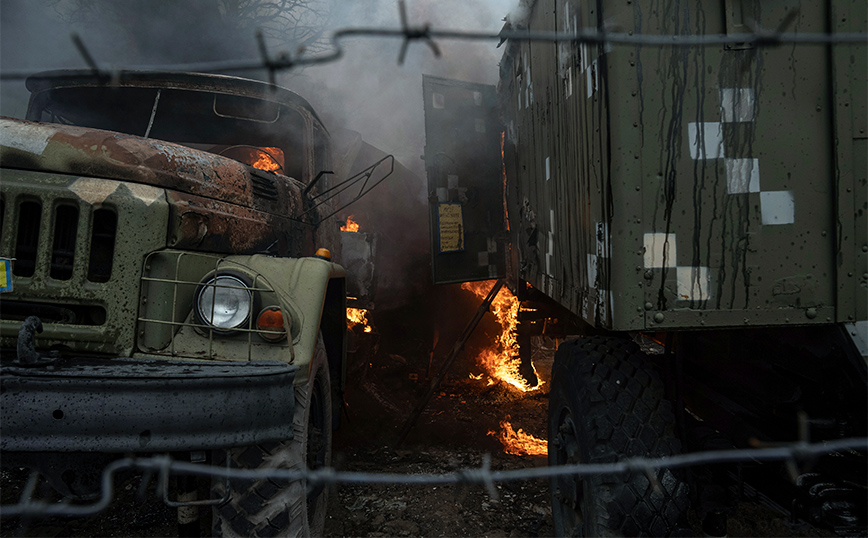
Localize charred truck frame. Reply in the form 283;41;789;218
424;0;866;535
1;71;349;536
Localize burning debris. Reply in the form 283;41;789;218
341;215;361;232
461;280;543;392
489;416;547;457
347;307;373;333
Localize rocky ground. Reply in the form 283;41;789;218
0;332;840;537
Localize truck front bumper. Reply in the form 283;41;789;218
0;356;297;453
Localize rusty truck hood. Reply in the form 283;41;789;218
0;116;302;213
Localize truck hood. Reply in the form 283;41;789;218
0;116;301;213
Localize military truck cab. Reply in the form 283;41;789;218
0;71;347;536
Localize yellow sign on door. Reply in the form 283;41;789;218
0;258;12;293
438;203;464;252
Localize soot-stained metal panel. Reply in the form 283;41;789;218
422;75;505;285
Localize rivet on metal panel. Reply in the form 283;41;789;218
644;302;653;311
744;318;750;324
806;308;818;319
862;246;868;253
653;313;664;323
644;270;653;280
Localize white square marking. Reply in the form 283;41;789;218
586;59;598;97
644;233;677;268
473;91;483;106
725;158;761;194
546;209;555;275
720;88;755;122
677;266;710;301
761;191;795;225
595;222;609;257
587;253;598;288
433;93;445;109
688;122;725;160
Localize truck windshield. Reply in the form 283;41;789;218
28;86;305;180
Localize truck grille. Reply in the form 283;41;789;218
50;205;79;280
13;201;41;278
87;209;117;283
6;200;117;283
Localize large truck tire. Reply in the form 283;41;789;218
213;335;332;537
548;336;688;536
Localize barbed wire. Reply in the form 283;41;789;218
1;2;866;81
3;437;865;518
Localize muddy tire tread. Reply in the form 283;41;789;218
549;336;689;537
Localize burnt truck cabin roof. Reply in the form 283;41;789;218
23;70;328;183
25;70;325;126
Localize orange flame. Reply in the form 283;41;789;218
342;215;360;232
489;418;547;456
460;280;543;392
250;147;284;172
347;307;372;333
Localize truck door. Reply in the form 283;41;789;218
422;75;505;284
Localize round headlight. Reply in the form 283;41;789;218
195;274;252;332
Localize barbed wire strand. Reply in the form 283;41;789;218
3;437;865;518
1;10;866;81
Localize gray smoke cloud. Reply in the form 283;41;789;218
0;0;517;311
281;0;515;181
1;0;516;167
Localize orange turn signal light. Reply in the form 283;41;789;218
314;248;331;260
257;306;286;342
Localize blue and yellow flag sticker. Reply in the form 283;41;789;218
0;258;12;293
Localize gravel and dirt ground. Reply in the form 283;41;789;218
0;322;839;537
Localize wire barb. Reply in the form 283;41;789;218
396;0;442;65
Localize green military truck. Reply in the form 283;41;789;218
1;71;348;536
424;0;866;535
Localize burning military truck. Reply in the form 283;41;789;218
423;0;867;535
0;71;362;536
